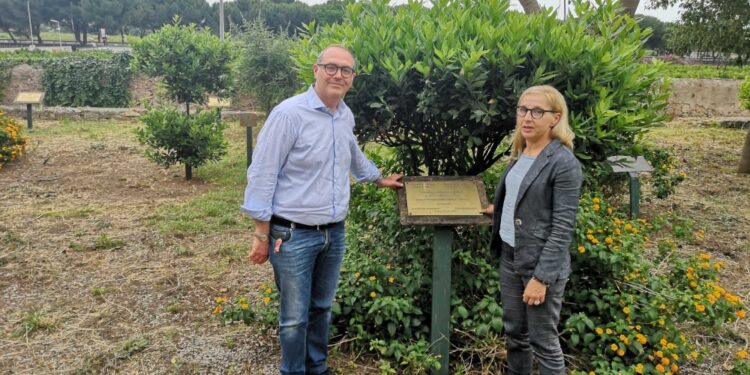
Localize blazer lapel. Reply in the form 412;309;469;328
514;140;560;209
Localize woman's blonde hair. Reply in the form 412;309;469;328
510;85;575;159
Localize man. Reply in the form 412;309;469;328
241;45;403;375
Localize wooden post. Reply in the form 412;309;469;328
239;112;258;168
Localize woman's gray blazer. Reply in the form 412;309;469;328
489;139;583;285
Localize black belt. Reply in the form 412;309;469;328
271;215;342;230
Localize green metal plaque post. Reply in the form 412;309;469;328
26;104;32;130
628;172;640;219
431;226;453;375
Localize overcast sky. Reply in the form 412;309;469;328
207;0;682;23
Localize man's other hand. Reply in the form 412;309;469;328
376;174;404;190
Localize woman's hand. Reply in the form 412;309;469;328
523;278;547;306
480;204;494;217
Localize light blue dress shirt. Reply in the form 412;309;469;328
241;86;381;225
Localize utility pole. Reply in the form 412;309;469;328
27;0;35;48
219;0;224;40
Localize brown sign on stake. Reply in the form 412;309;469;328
397;176;491;225
14;92;44;105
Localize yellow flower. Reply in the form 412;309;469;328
354;272;361;278
614;228;621;235
265;288;273;294
737;310;746;319
655;364;665;373
689;281;697;288
263;297;271;304
610;343;619;351
624;223;633;231
370;291;377;298
240;303;249;310
606;328;613;335
655;350;664;358
636;334;648;345
588;372;596;375
607;207;613;215
670;364;679;373
658;318;665;326
388;277;395;284
593;204;600;211
623;306;631;314
578;246;586;254
694;303;706;312
738;350;748;359
661;357;670;366
617;348;625;357
368;275;377;281
671;353;679;360
660;338;668;347
605;237;613;245
592;197;600;204
635;363;644;374
595;327;604;335
690;351;698;359
213;305;222;314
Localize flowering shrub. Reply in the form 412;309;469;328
565;195;745;374
0;111;28;170
212;295;254;325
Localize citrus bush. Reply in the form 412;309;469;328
136;107;228;180
0;111;28;170
42;53;132;107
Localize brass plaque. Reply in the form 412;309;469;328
207;96;231;108
397;176;491;225
14;91;44;104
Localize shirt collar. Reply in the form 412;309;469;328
306;85;348;115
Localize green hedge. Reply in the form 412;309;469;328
662;64;749;80
42;54;132;107
0;50;132;108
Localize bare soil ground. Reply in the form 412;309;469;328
0;118;748;374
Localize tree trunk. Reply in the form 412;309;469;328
739;128;750;173
185;164;193;180
519;0;541;14
621;0;639;16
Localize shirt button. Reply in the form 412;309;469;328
514;219;522;226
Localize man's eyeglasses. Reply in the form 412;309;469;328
516;106;558;119
317;63;355;78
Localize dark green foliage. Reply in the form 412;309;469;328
740;76;750;111
236;20;301;114
136;107;228;180
130;19;235;114
293;0;669;182
42;53;132;107
636;14;668;53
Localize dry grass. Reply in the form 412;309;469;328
0;117;748;374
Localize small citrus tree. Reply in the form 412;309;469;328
131;18;234;180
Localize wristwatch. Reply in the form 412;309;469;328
253;232;269;242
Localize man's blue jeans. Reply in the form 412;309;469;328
268;222;345;375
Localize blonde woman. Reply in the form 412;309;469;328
481;85;582;374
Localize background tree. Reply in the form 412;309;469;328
131;18;234;180
636;14;668;53
666;0;750;64
236;20;300;114
518;0;541;13
131;18;234;115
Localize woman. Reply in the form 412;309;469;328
481;85;582;374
